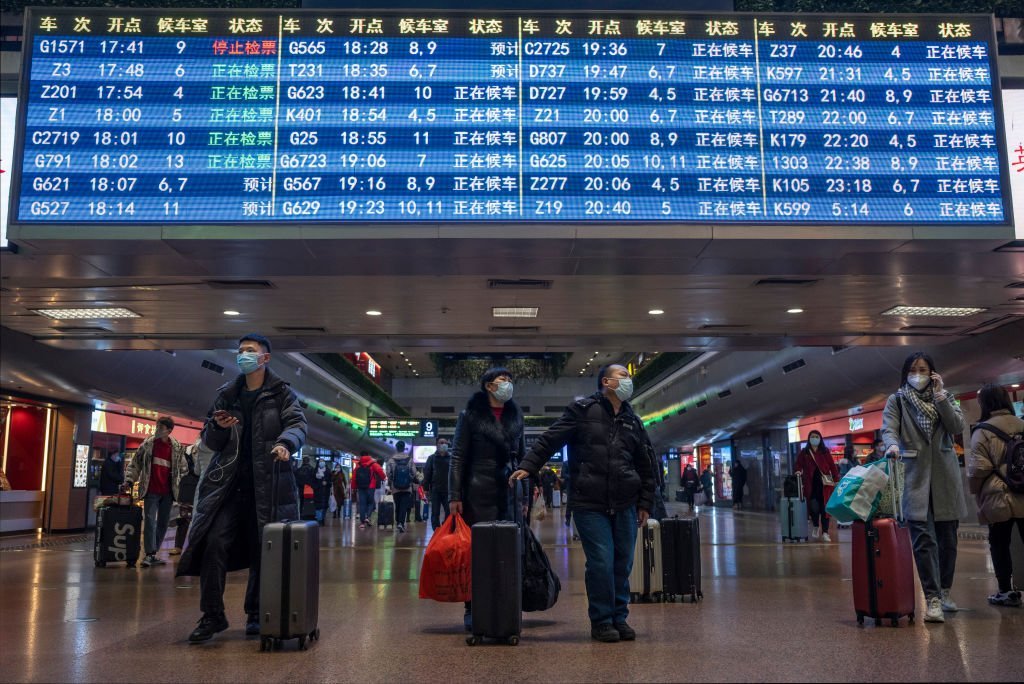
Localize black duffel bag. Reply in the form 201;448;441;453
522;524;561;612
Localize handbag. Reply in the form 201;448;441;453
810;451;835;487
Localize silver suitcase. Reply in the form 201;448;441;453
629;519;663;602
259;520;320;651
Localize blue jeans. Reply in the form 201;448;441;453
573;506;638;627
357;489;375;522
143;492;173;556
908;504;959;600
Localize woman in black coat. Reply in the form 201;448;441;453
449;367;526;631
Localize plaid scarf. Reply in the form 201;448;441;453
899;385;938;440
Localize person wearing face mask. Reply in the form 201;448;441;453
423;436;452;530
99;451;126;495
511;364;656;644
867;438;886;464
177;333;307;643
449;367;526;633
795;430;840;542
882;352;966;624
124;416;186;567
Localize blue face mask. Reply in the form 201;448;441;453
236;351;263;375
612;377;634;401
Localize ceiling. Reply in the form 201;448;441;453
2;235;1022;359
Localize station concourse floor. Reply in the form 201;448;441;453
2;504;1022;683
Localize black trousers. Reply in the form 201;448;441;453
199;489;260;616
430;490;450;530
989;517;1024;593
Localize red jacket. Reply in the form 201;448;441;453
351;455;387;491
796;447;840;499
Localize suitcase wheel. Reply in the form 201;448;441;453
874;618;882;626
310;628;320;641
891;618;899;628
908;614;915;624
260;637;272;652
857;613;865;626
298;636;307;651
507;636;519;646
466;636;480;646
95;561;106;568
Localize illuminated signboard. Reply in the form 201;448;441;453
0;98;15;248
10;9;1011;226
73;444;90;488
368;418;422;438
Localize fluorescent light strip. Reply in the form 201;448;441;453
492;307;539;318
30;307;141;320
881;306;986;317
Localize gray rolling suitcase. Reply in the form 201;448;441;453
259;470;320;652
629;519;663;603
781;475;809;543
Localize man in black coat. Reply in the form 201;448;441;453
177;333;307;643
512;364;656;644
423;435;451;530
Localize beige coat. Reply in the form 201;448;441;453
967;410;1024;525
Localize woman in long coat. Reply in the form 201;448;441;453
881;352;966;624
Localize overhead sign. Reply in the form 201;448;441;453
10;9;1010;227
367;418;421;438
1003;90;1024;238
0;98;14;248
419;419;438;439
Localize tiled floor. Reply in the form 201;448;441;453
1;505;1022;683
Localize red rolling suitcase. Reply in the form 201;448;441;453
852;456;915;627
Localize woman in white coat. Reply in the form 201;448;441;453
882;352;966;624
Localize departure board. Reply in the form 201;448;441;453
11;9;1011;225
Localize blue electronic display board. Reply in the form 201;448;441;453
11;9;1011;225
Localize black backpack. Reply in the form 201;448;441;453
975;423;1024;494
522;524;561;612
355;465;372;490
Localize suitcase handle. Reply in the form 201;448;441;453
886;454;904;524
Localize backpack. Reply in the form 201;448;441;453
355;465;372;490
393;460;413;489
974;423;1024;494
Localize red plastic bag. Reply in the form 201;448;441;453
303;484;314;500
419;513;472;602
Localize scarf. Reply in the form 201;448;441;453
899;385;938;440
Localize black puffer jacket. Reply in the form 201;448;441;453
520;392;655;514
424;450;451;496
177;369;307;577
448;391;525;526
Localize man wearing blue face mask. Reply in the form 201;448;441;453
177;333;307;643
512;364;656;643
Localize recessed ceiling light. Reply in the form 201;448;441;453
648;309;664;315
787;308;804;314
365;310;383;316
223;310;240;316
399;352;405;356
492;306;539;318
30;307;141;320
1012;383;1020;388
881;305;986;317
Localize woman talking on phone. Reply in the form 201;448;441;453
881;352;967;624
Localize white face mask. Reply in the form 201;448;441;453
907;374;930;391
809;437;821;448
490;380;513;403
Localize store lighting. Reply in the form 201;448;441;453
492;307;539;318
881;305;986;317
365;310;383;316
787;308;804;314
223;310;240;316
30;307;141;320
648;309;665;315
1013;384;1021;388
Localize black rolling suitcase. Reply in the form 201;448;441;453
259;468;321;652
661;517;703;603
468;486;524;646
94;499;142;568
377;497;395;529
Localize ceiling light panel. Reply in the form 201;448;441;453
492;307;539;318
881;306;986;317
30;307;141;320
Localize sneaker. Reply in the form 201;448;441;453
987;590;1022;607
591;623;620;643
613;622;636;641
822;533;832;543
397;524;406;533
940;589;958;612
359;523;366;530
924;596;945;623
140;554;157;568
188;613;229;643
169;547;182;556
245;613;260;636
811;528;820;540
151;555;167;566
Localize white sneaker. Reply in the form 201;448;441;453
924;596;945;623
822;533;832;543
940;589;958;612
811;528;820;539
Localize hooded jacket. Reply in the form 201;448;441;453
518;391;656;515
176;368;307;578
351;455;387;491
423;448;451;496
968;409;1024;525
448;391;525;526
125;434;186;500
